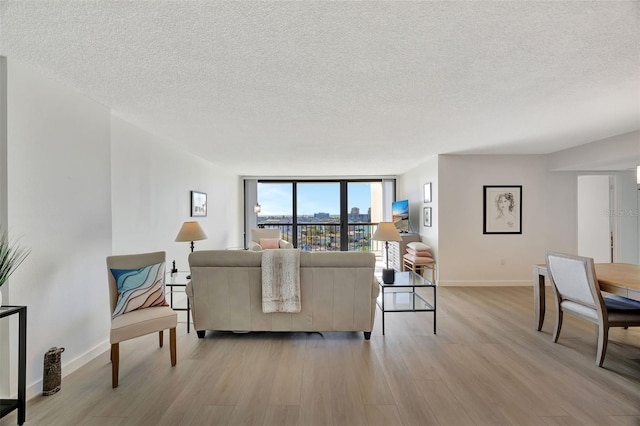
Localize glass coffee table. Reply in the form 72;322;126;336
376;271;436;335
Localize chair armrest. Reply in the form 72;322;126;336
371;278;380;298
248;241;262;251
279;240;293;249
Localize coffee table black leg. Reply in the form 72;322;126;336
433;286;437;334
18;308;26;425
381;287;385;335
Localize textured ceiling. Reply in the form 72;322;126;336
1;1;638;176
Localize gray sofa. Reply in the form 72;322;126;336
185;250;379;339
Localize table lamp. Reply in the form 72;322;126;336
372;222;402;284
175;221;207;253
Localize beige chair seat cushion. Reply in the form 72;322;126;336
111;306;177;344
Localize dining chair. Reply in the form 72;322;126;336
106;251;177;387
545;251;640;367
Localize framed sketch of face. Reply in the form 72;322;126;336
483;186;522;234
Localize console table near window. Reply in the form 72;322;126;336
376;271;436;335
0;305;27;426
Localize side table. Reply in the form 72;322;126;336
376;271;436;335
166;272;191;333
0;306;27;425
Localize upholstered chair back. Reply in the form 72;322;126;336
546;253;597;307
250;228;281;242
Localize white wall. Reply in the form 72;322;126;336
5;58;112;396
575;170;638;264
1;59;243;399
399;154;576;286
577;175;612;262
397;156;438;262
609;171;638;264
548;130;640;172
397;133;640;287
0;57;9;397
111;115;242;269
439;155;578;286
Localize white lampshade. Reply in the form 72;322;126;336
175;221;207;243
372;222;402;242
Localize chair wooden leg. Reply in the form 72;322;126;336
170;327;177;366
596;324;609;367
159;330;164;347
111;343;119;388
552;309;563;343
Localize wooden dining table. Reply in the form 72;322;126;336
533;263;640;331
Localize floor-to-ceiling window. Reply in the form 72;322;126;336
256;180;385;251
296;182;341;250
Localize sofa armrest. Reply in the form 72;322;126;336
371;278;380;299
248;241;262;251
279;240;293;249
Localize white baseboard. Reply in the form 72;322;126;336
437;280;532;287
26;339;110;400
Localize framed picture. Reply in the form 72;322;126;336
483;185;522;234
423;182;432;203
191;191;207;217
424;207;432;227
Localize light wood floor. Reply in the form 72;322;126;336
5;286;640;426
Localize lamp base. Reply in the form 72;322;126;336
382;268;395;284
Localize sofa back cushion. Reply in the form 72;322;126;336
190;250;262;267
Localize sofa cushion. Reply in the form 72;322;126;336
406;248;432;257
403;253;435;265
110;262;168;318
260;238;280;249
300;251;375;268
407;241;431;251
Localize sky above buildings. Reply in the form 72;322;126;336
258;182;372;216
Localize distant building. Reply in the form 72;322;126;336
348;207;371;223
314;212;330;219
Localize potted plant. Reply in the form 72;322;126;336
0;229;30;307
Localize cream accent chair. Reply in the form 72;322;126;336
106;251;177;388
545;251;640;367
248;228;293;251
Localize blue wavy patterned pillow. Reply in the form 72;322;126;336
111;262;168;318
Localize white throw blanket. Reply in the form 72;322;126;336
262;249;301;313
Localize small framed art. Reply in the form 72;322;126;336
424;207;432;227
191;191;207;217
483;185;522;234
423;182;432;203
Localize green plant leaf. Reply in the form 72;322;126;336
0;229;31;288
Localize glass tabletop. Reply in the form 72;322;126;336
166;271;191;284
0;305;26;318
378;271;434;288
